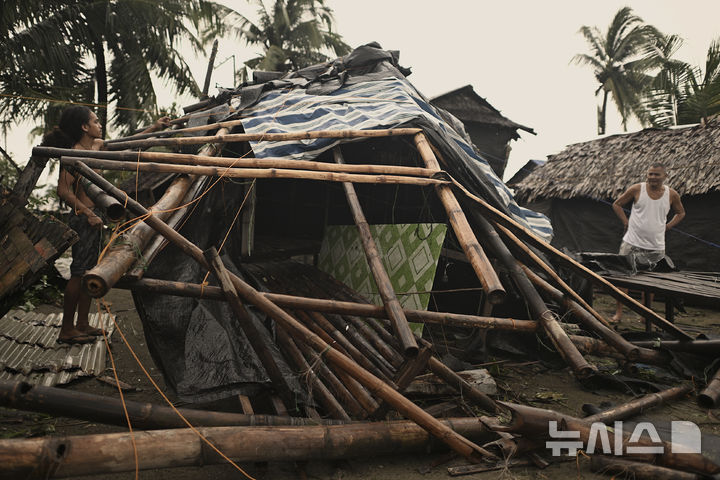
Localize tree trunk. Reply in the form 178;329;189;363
598;89;608;135
92;38;108;134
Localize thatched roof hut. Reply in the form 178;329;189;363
515;120;720;203
514;121;720;271
430;85;534;178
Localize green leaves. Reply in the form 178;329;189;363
0;0;224;137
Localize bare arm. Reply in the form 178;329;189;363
612;184;639;231
140;116;171;134
666;189;686;231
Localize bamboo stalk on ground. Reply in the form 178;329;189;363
203;247;299;412
413;133;505;304
334;146;418;356
103;127;424;151
448;177;693;341
0;418;497;479
469;209;596;379
584;384;693;424
66;158;497;463
32;146;437;178
82;175;193;297
274;328;351;421
0;381;335;430
115;277;539;331
59;156;446;187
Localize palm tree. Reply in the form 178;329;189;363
573;7;661;134
0;0;224;135
221;0;351;74
642;38;720;127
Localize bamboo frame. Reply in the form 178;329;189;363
115;277;539;332
413;132;505;304
32;146;438;177
204;247;298;412
60;156;446;187
66;159;497;463
334;147;418;356
449;177;693;341
103;127;423;150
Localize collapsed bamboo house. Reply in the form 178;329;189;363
4;43;720;478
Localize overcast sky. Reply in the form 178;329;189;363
4;1;719;183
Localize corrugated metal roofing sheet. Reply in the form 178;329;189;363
0;309;115;386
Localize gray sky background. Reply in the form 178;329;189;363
4;1;719;184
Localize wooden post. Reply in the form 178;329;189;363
413;133;505;304
9;155;49;207
449;179;693;341
66;158;497;463
334;147;418;356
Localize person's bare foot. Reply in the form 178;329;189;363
610;314;622;323
58;327;94;344
77;326;106;336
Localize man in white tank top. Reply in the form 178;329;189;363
610;164;685;322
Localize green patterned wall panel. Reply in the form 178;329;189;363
318;224;447;312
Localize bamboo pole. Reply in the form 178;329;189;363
413;133;505;304
0;418;496;479
274;327;350;421
80;179;125;222
584;384;693;424
204;247;298;412
0;381;334;430
82;175;193;297
698;368;720;409
59;155;446;187
103;128;424;150
469;209;596;379
65;158;497;463
32;146;438;178
334;147;418;356
495;223;613;329
497;402;720;476
372;346;433;419
520;264;643;361
126;176;209;280
115;277;539;331
426;356;499;414
448;177;693;341
201;39;218;97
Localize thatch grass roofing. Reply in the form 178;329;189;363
514;119;720;203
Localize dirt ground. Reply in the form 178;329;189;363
2;288;719;480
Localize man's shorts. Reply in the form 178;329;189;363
618;241;665;273
68;209;102;277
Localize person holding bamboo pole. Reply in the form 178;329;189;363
611;164;685;322
45;106;169;344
